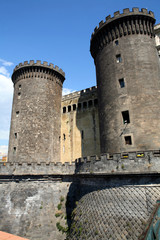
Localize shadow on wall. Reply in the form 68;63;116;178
64;174;160;239
76;88;100;158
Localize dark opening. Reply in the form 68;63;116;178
125;136;132;145
116;54;122;63
68;105;71;112
83;102;87;108
78;103;81;110
88;100;93;107
63;107;66;113
16;111;19;116
115;40;119;46
119;78;125;88
94;99;98;106
81;130;84;139
73;104;76;111
122;111;130;124
14;133;17;139
19;84;21;89
13;147;16;153
63;134;66;140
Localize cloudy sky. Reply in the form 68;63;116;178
1;0;160;156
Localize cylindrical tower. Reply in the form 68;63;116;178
8;60;65;163
90;8;160;154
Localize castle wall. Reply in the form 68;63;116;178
61;87;100;162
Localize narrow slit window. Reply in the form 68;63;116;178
116;54;122;63
124;136;132;145
81;130;84;139
122;111;130;124
63;134;66;140
14;133;17;139
19;84;21;90
115;40;119;46
94;99;98;106
63;107;66;113
68;105;71;112
13;147;16;153
73;104;76;111
83;102;87;108
16;111;19;117
88;100;93;107
119;78;125;88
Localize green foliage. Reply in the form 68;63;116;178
57;203;62;210
121;164;124;169
56;222;69;234
55;212;62;218
60;196;64;202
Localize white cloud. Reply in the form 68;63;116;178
0;59;13;67
0;60;13;155
0;145;8;156
62;88;76;96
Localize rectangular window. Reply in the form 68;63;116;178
124;136;132;145
73;104;76;111
13;147;17;153
122;111;130;124
116;54;122;63
14;133;17;139
115;40;119;46
68;105;71;112
119;78;125;88
16;111;19;117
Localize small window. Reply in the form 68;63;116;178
81;130;84;139
88;100;93;107
116;54;122;63
122;111;130;124
63;107;66;113
16;111;19;117
73;104;76;111
68;105;71;112
83;102;87;108
14;133;17;139
78;103;81;110
18;92;21;99
13;147;16;153
94;99;98;106
63;134;66;140
19;84;21;90
115;40;119;46
119;78;125;88
125;136;132;145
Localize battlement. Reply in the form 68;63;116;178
91;8;155;39
13;60;65;78
90;8;155;59
62;86;97;101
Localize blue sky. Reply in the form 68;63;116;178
0;0;160;155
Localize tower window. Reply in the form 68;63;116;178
122;111;130;124
73;104;76;111
88;100;93;107
63;107;66;113
16;111;19;117
83;102;87;108
94;99;98;106
13;147;16;153
68;105;71;112
116;54;122;63
14;133;17;139
19;84;21;90
115;40;119;46
18;92;21;99
119;78;125;88
124;136;132;145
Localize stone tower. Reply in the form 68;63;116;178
90;8;160;154
8;60;65;163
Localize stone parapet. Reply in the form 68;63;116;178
62;86;97;101
90;8;155;59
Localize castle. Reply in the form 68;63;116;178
1;7;160;240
